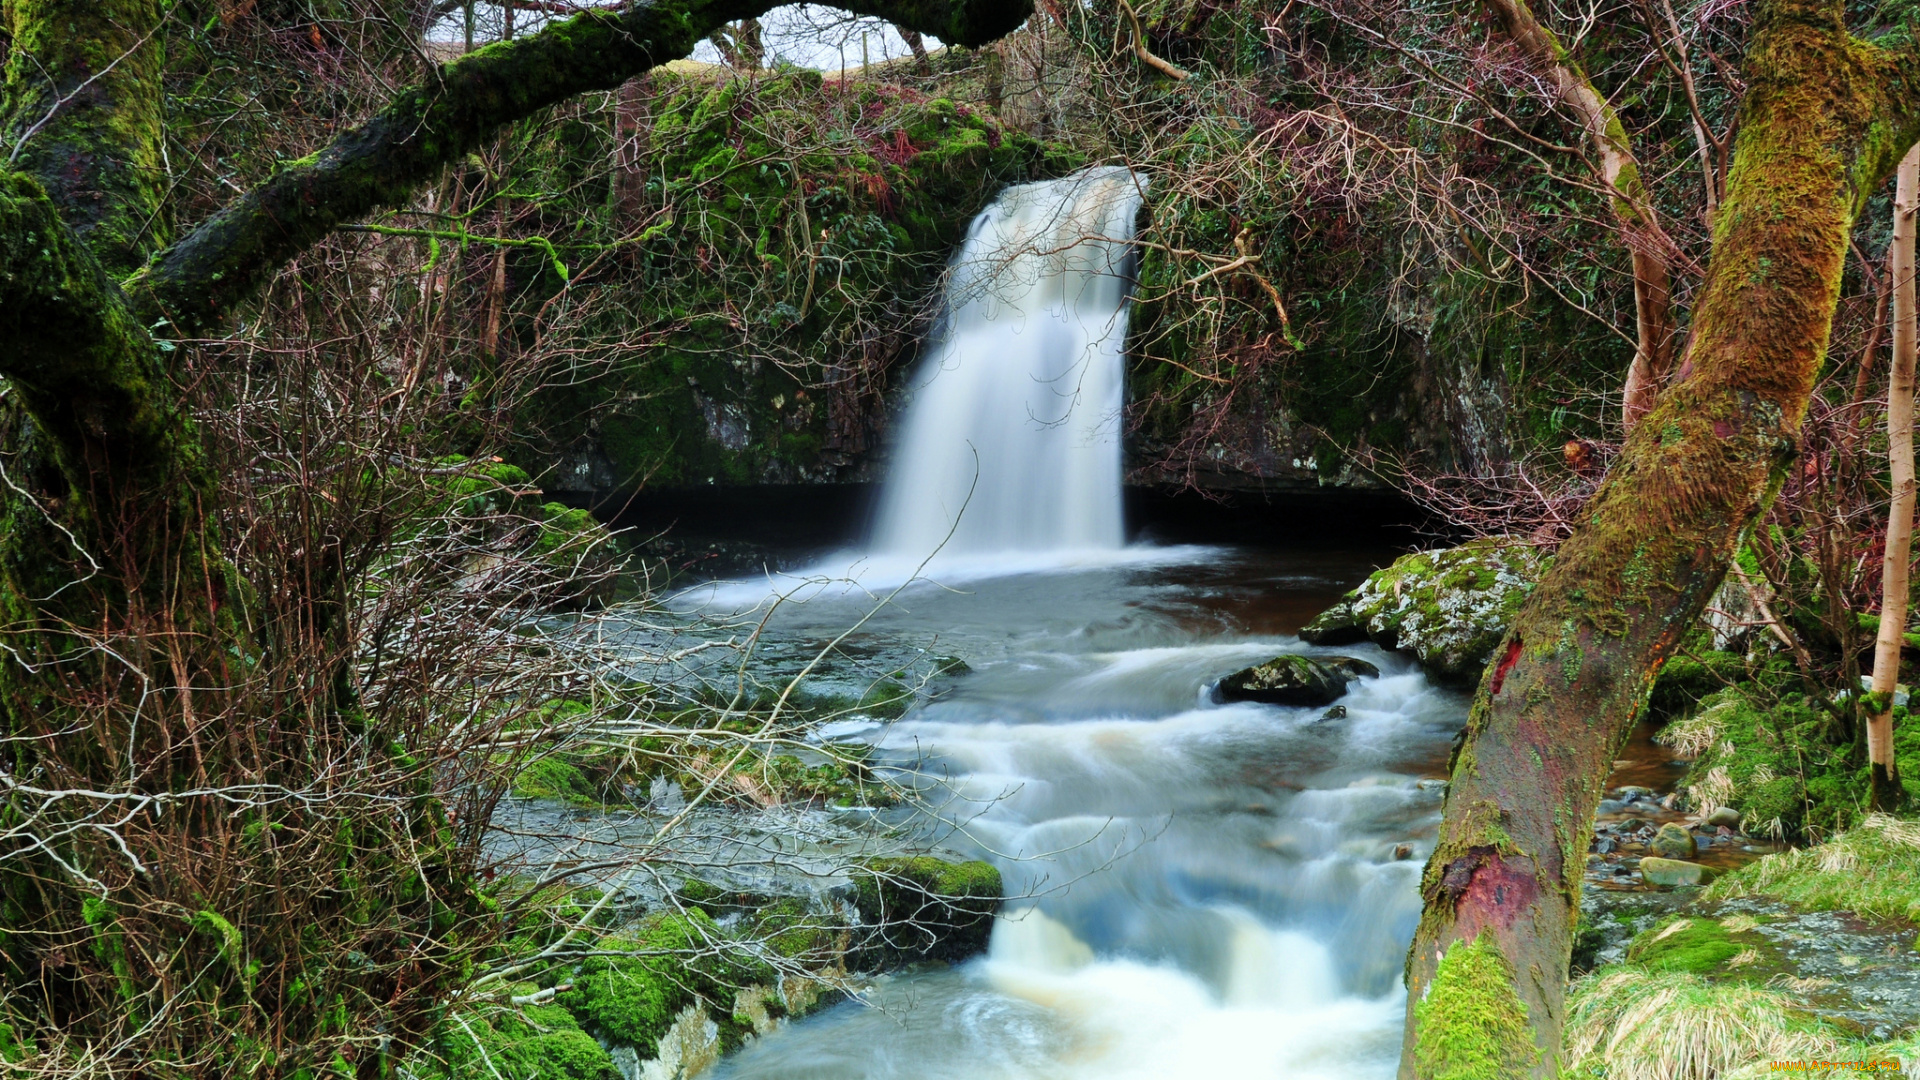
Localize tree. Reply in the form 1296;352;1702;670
1868;144;1920;811
1401;0;1920;1074
0;0;1030;1069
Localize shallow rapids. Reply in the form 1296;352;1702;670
703;548;1461;1080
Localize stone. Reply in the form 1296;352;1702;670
1640;857;1715;887
1216;654;1380;707
1705;806;1742;829
1393;843;1414;860
1320;705;1348;721
1298;538;1550;686
1652;823;1697;859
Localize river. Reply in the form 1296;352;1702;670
679;541;1459;1080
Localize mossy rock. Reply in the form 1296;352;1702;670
849;856;1001;969
434;990;618;1080
512;755;599;804
1300;539;1550;686
557;911;771;1056
1215;654;1378;707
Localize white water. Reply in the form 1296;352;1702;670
700;562;1455;1080
677;170;1443;1079
871;166;1141;558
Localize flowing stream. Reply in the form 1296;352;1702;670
689;169;1459;1078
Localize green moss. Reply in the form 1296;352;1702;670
1412;933;1539;1080
850;856;1002;967
557;910;769;1052
512;756;599;804
1623;916;1744;974
437;991;617;1080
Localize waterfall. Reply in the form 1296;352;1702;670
871;167;1144;557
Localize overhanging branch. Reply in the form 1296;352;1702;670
125;0;1033;334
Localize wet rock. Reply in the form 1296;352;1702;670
1652;823;1697;859
1299;538;1549;686
1641;857;1715;887
1705;806;1742;829
1319;705;1348;721
1215;654;1379;707
1393;843;1414;860
850;856;1002;969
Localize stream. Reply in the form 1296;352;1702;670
683;544;1459;1080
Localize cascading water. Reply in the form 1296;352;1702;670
683;166;1451;1080
870;166;1142;557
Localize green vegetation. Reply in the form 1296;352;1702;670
1411;933;1539;1080
1705;814;1920;922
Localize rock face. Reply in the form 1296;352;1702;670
1215;654;1380;706
1300;538;1549;686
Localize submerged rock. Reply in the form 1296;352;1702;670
1215;654;1379;707
1651;822;1698;860
1300;538;1549;686
1640;856;1715;887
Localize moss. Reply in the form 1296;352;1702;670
1623;916;1745;974
1412;933;1540;1080
850;856;1002;968
557;910;770;1053
1300;539;1550;685
1564;967;1864;1078
1658;684;1920;841
1705;814;1920;923
435;991;618;1080
512;755;600;804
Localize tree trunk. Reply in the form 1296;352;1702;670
1479;0;1676;432
1400;0;1920;1073
1870;143;1920;810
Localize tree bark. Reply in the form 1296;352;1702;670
1870;143;1920;810
2;0;170;272
1400;0;1920;1073
1479;0;1677;431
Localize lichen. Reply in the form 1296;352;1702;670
1412;933;1541;1080
1300;538;1551;685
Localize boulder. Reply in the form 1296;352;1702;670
1704;806;1742;829
1216;655;1380;707
1639;856;1715;887
849;856;1002;969
1651;822;1697;859
1300;539;1549;686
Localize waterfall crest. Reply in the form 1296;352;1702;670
871;167;1144;557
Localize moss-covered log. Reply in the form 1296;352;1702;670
1400;0;1920;1073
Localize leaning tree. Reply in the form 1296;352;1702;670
0;0;1028;1071
1401;0;1920;1075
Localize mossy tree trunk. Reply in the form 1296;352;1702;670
0;0;1031;1065
1401;0;1920;1074
1870;144;1919;810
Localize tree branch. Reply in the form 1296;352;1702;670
124;0;1033;334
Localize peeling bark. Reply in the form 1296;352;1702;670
1402;0;1920;1072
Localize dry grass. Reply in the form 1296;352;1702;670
1705;814;1920;922
1565;968;1847;1080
